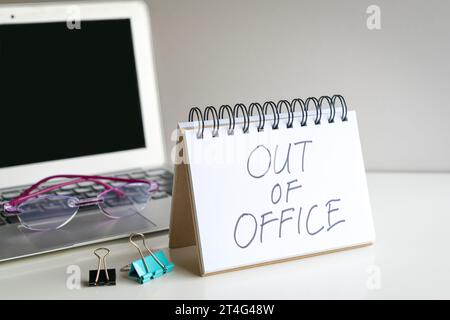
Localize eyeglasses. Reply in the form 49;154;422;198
2;175;158;231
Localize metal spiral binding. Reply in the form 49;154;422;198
204;106;219;137
218;104;235;135
187;95;348;139
319;96;335;123
233;103;249;133
249;102;265;132
188;107;204;139
263;101;279;129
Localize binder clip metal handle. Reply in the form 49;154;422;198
89;247;116;286
129;233;166;273
127;233;174;284
94;248;110;283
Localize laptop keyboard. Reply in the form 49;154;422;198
0;168;173;225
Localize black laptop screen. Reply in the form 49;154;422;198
0;19;146;168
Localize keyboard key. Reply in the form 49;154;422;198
151;192;168;200
41;199;69;210
78;181;94;187
105;197;133;207
92;185;105;191
77;193;87;200
158;185;172;193
114;174;130;179
155;179;170;186
145;169;167;177
111;182;125;188
74;188;91;194
61;184;77;191
161;173;173;179
130;172;145;179
86;192;98;198
2;192;20;200
56;191;74;196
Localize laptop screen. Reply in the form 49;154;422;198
0;19;146;168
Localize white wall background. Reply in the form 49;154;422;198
4;0;450;171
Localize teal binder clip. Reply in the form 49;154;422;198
127;233;174;284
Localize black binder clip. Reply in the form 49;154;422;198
88;247;116;286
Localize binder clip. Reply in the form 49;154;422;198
88;247;116;286
127;233;174;284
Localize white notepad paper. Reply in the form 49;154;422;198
171;108;375;275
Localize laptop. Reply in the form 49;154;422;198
0;1;171;262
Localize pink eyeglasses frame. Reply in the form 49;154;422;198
3;174;159;215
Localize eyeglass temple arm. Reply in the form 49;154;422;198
8;175;155;208
20;175;110;197
7;178;112;207
20;174;150;197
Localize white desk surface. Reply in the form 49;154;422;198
1;172;449;299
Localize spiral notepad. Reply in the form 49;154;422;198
170;95;375;276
